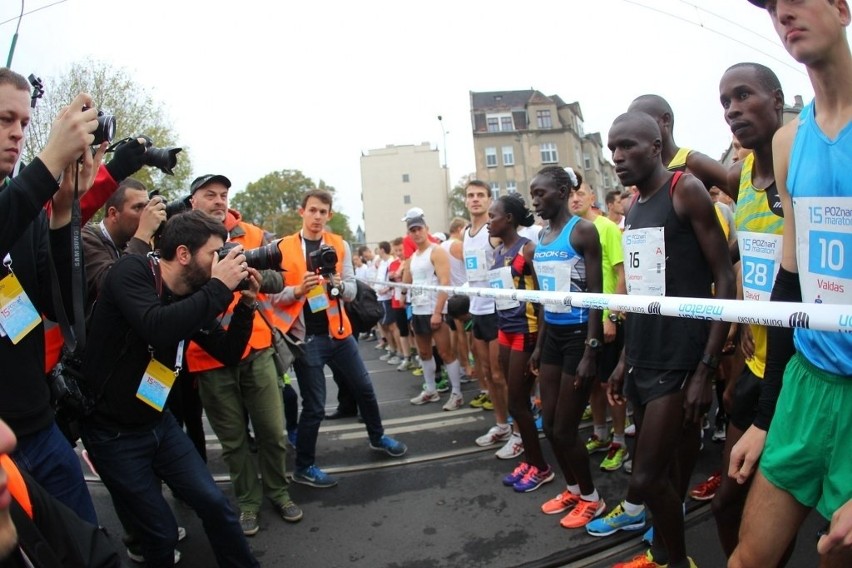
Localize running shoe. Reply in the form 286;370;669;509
396;358;411;372
274;501;304;523
292;465;338;488
690;471;722;501
481;397;495;411
435;378;449;393
387;355;401;366
612;550;667;568
379;352;392;361
560;498;605;529
585;434;611;454
502;462;531;487
541;490;580;515
442;392;464;411
411;367;424;376
513;465;555;493
475;424;512;447
585;502;645;536
410;390;440;405
581;404;593;421
369;435;407;457
469;392;489;408
459;373;473;384
712;425;727;442
623;459;633;474
495;433;523;459
600;443;628;472
625;423;636;437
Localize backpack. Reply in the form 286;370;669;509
346;280;384;335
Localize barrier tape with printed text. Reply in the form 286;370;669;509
365;280;852;333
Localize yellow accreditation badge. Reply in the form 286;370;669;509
136;358;177;412
0;272;41;344
306;284;330;313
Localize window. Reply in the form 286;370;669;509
500;116;513;131
583;153;591;170
536;109;552;129
485;147;498;167
404;195;411;204
604;172;611;189
577;118;585;136
575;147;582;168
486;113;514;132
506;181;517;194
402;174;410;183
490;182;500;198
540;142;558;164
502;145;514;166
487;117;499;132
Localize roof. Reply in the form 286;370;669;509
471;90;541;111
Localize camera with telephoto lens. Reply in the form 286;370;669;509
307;244;342;297
47;351;94;444
218;241;283;291
82;106;116;146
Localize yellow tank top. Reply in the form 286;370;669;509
735;153;784;378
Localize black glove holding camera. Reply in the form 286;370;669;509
106;137;147;182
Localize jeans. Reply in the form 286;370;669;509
82;412;258;568
12;421;97;525
197;349;291;513
293;334;384;469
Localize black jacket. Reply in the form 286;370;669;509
82;254;253;430
0;160;73;437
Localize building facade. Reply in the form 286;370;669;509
360;142;450;246
470;90;620;205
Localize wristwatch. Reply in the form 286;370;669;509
584;338;602;350
700;353;720;370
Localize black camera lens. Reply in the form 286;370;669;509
244;242;283;272
92;111;115;146
144;146;182;175
307;244;338;275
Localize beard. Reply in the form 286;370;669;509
183;256;211;293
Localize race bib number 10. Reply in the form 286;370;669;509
795;197;852;304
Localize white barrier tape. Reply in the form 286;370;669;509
365;280;852;333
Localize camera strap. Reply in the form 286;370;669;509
47;164;87;354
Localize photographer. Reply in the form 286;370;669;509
274;189;406;489
185;174;301;535
0;68;103;525
80;210;260;568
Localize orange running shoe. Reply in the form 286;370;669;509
611;550;667;568
689;471;722;501
540;489;580;515
560;498;606;528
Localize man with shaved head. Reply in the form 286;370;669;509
587;111;734;568
629;94;734;200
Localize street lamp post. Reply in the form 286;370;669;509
437;115;448;169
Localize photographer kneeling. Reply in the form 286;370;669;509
80;210;260;568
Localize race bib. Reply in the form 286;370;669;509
739;231;782;302
793;196;852;304
306;284;330;313
622;227;666;296
464;249;488;281
0;272;41;344
136;358;176;412
488;266;520;311
410;287;431;307
533;260;575;313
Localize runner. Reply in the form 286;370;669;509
529;166;607;529
486;194;552;488
405;212;465;411
731;3;852;567
712;61;790;562
600;112;734;568
463;181;512;446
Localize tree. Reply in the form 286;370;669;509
231;169;353;240
448;173;475;219
24;59;192;202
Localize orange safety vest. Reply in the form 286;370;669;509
0;454;32;518
185;221;288;373
276;231;352;339
44;319;62;373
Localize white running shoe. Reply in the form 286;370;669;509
495;433;524;459
410;391;440;405
475;425;512;447
442;392;464;411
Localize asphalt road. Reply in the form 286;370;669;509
82;339;825;567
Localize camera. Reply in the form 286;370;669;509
138;135;182;175
218;241;283;291
307;244;338;275
307;244;342;297
82;106;116;146
47;352;94;444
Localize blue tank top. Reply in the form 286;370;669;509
787;101;852;376
532;216;589;325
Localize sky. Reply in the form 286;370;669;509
1;0;817;230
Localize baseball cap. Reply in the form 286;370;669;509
406;215;427;230
401;207;425;222
592;201;603;210
190;174;232;195
432;232;447;242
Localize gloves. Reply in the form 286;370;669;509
106;138;147;182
